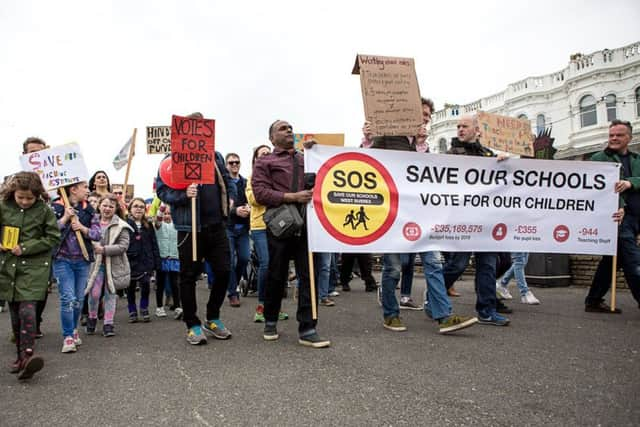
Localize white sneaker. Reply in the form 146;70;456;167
496;282;513;300
521;291;540;305
61;336;77;353
329;291;340;297
73;329;82;346
155;307;167;317
173;307;183;320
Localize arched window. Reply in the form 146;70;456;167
605;94;617;122
636;87;640;117
580;95;597;127
438;138;447;153
536;114;546;135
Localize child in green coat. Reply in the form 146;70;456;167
0;172;60;380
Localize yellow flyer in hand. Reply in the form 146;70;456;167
1;226;20;249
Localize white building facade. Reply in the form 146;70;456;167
429;41;640;159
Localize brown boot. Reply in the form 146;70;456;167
17;349;44;380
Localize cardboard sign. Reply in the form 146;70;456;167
170;115;215;186
352;54;423;137
477;111;534;156
294;133;344;151
20;143;90;191
146;126;171;154
1;226;19;249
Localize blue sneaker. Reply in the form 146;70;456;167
186;325;207;345
478;312;510;326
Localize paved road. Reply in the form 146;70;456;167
1;276;639;426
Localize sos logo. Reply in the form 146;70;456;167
314;152;398;245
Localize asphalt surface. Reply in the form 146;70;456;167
0;275;639;427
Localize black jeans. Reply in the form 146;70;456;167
339;253;376;288
178;223;230;328
586;214;640;305
264;230;316;334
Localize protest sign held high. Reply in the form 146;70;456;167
352;54;423;137
477;111;534;156
146;126;171;154
294;133;344;151
20;142;89;191
305;145;620;256
170;115;216;187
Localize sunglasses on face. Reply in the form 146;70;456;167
227;161;240;166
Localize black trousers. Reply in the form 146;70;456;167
178;223;230;328
9;301;37;358
340;253;376;288
264;230;316;334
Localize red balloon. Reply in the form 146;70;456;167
159;158;188;190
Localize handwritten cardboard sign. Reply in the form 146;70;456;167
20;143;90;191
352;54;423;137
147;126;171;154
170;115;215;186
294;133;344;151
477;111;534;156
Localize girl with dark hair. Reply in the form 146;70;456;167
88;170;112;197
125;197;161;322
0;172;60;379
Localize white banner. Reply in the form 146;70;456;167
304;145;620;255
20;142;90;191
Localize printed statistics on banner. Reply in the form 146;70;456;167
304;145;620;255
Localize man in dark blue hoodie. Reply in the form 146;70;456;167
156;112;237;345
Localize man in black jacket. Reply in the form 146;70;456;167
443;115;510;326
156;112;237;345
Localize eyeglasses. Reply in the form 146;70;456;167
131;205;145;209
113;191;123;195
227;161;240;166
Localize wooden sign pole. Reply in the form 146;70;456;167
59;188;89;261
308;251;317;320
192;197;197;262
610;255;617;312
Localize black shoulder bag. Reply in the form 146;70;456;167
263;153;305;239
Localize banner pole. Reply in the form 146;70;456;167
308;251;317;320
610;255;617;312
59;187;89;261
191;197;197;262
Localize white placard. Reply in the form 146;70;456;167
305;145;620;255
20;143;90;191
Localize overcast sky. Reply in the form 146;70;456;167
1;0;638;197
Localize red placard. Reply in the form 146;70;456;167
170;115;216;186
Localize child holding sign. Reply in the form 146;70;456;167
0;172;60;379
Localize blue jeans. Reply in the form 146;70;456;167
226;227;250;298
329;253;339;293
54;258;90;338
587;214;640;305
500;252;530;296
400;253;416;297
251;230;269;303
381;252;450;320
314;252;332;300
444;252;497;318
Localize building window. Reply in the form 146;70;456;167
536;114;546;135
605;94;617;122
438;138;447;153
580;95;597;127
636;87;640;117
